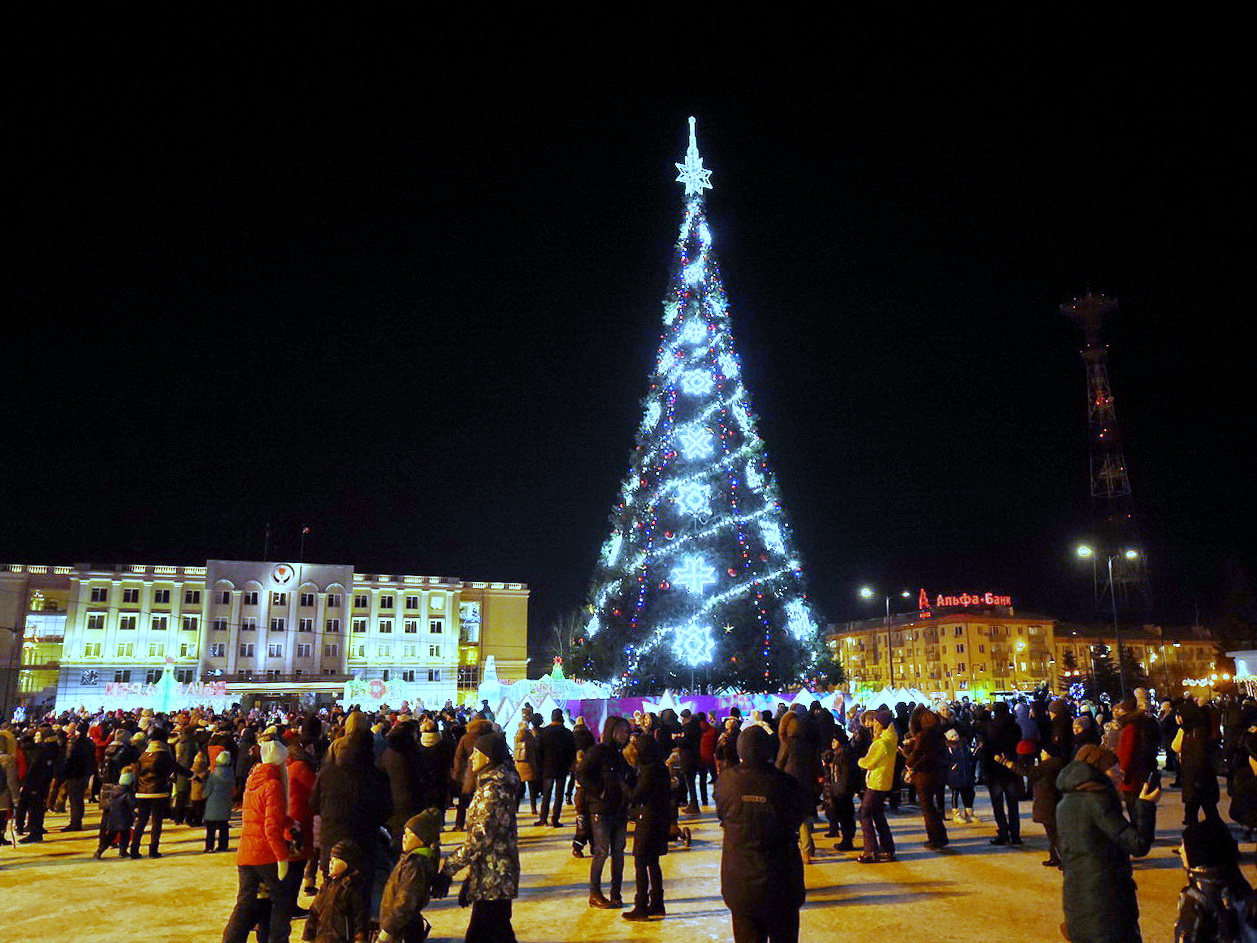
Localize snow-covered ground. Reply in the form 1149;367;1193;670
0;787;1197;942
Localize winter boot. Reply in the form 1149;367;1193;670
965;808;979;823
647;890;666;918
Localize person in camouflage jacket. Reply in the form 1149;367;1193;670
439;732;520;943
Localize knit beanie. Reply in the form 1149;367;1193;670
874;708;894;730
474;732;509;766
403;809;442;847
1074;743;1118;771
329;839;362;871
260;738;288;767
344;710;367;735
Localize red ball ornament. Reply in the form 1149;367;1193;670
664;530;674;539
660;581;670;590
726;567;737;577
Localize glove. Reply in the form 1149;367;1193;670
431;872;453;899
458;880;471;908
276;859;289;881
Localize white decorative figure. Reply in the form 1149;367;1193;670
680;369;714;396
676;426;714;461
670;555;717;594
674;116;714;197
672;623;715;666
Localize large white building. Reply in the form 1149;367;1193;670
0;560;529;714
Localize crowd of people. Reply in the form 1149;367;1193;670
1;687;1256;942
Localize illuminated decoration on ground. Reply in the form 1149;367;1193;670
677;426;714;460
578;117;821;692
671;556;718;594
680;369;715;396
672;622;716;666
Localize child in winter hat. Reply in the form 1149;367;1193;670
305;840;369;943
378;810;444;943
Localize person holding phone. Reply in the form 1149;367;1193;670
1057;744;1161;943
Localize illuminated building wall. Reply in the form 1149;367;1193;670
2;561;528;713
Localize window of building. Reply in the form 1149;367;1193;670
294;669;303;677
175;669;194;683
145;669;161;684
119;615;137;631
324;644;340;658
182;616;199;632
378;644;391;658
151;616;168;632
429;620;443;634
380;595;394;609
430;595;445;611
300;593;315;608
114;670;131;683
957;662;966;672
87;613;105;630
296;643;312;658
956;643;964;654
148;643;164;657
326;619;340;633
457;665;480;688
429;644;440;658
353;645;366;658
354;594;369;609
402;670;416;682
153;589;171;604
243;591;258;606
979;644;985;653
90;587;109;603
954;626;964;636
239;643;255;657
403;644;417;658
404;596;419;611
271;592;288;606
268;644;283;658
269;617;285;632
212;618;228;632
185;590;201;605
239;669;253;679
266;669;281;679
327;594;342;608
382;669;391;681
179;642;195;658
427;669;441;682
209;643;225;658
220;590;232;605
404;620;418;634
243;617;258;632
352;619;367;633
84;642;102;657
123;588;140;604
117;642;134;657
379;620;393;634
299;618;313;633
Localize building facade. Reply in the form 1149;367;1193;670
828;603;1222;699
1;560;529;713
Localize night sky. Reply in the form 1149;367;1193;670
6;46;1251;648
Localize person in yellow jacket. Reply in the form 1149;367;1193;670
855;708;898;863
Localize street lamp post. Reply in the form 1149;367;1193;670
1076;545;1138;699
860;587;910;689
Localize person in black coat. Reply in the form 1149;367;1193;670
535;710;576;828
379;722;426;854
1177;700;1223;826
902;706;949;850
310;726;393;892
981;702;1023;845
776;705;821;862
60;724;96;831
415;719;452;814
673;710;703;812
18;728;60;842
621;732;671;921
821;728;856;850
716;725;809;943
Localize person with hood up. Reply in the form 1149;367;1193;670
621;731;671;921
437;732;521;943
1172;817;1257;942
1029;743;1066;867
378;719;426;854
129;726;192;858
452;715;494;830
776;704;821;863
17;726;59;842
223;730;297;943
855;708;898;863
902;705;950;851
1175;700;1224;827
203;750;235;852
578;715;633;908
93;764;137;859
820;727;857;850
715;724;809;943
534;709;576;828
1056;743;1160;943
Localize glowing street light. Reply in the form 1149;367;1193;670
1074;544;1140;698
858;586;911;685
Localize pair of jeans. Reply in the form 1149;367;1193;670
730;909;800;943
538;774;567;825
858;788;894;856
221;863;294;943
590;811;627;897
987;774;1020;841
130;796;170;855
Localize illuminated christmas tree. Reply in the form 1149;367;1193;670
576;118;821;694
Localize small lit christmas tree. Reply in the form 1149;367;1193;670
576;118;821;694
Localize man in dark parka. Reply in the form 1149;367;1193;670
716;725;809;943
1056;744;1160;943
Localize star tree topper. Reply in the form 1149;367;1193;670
675;116;713;197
